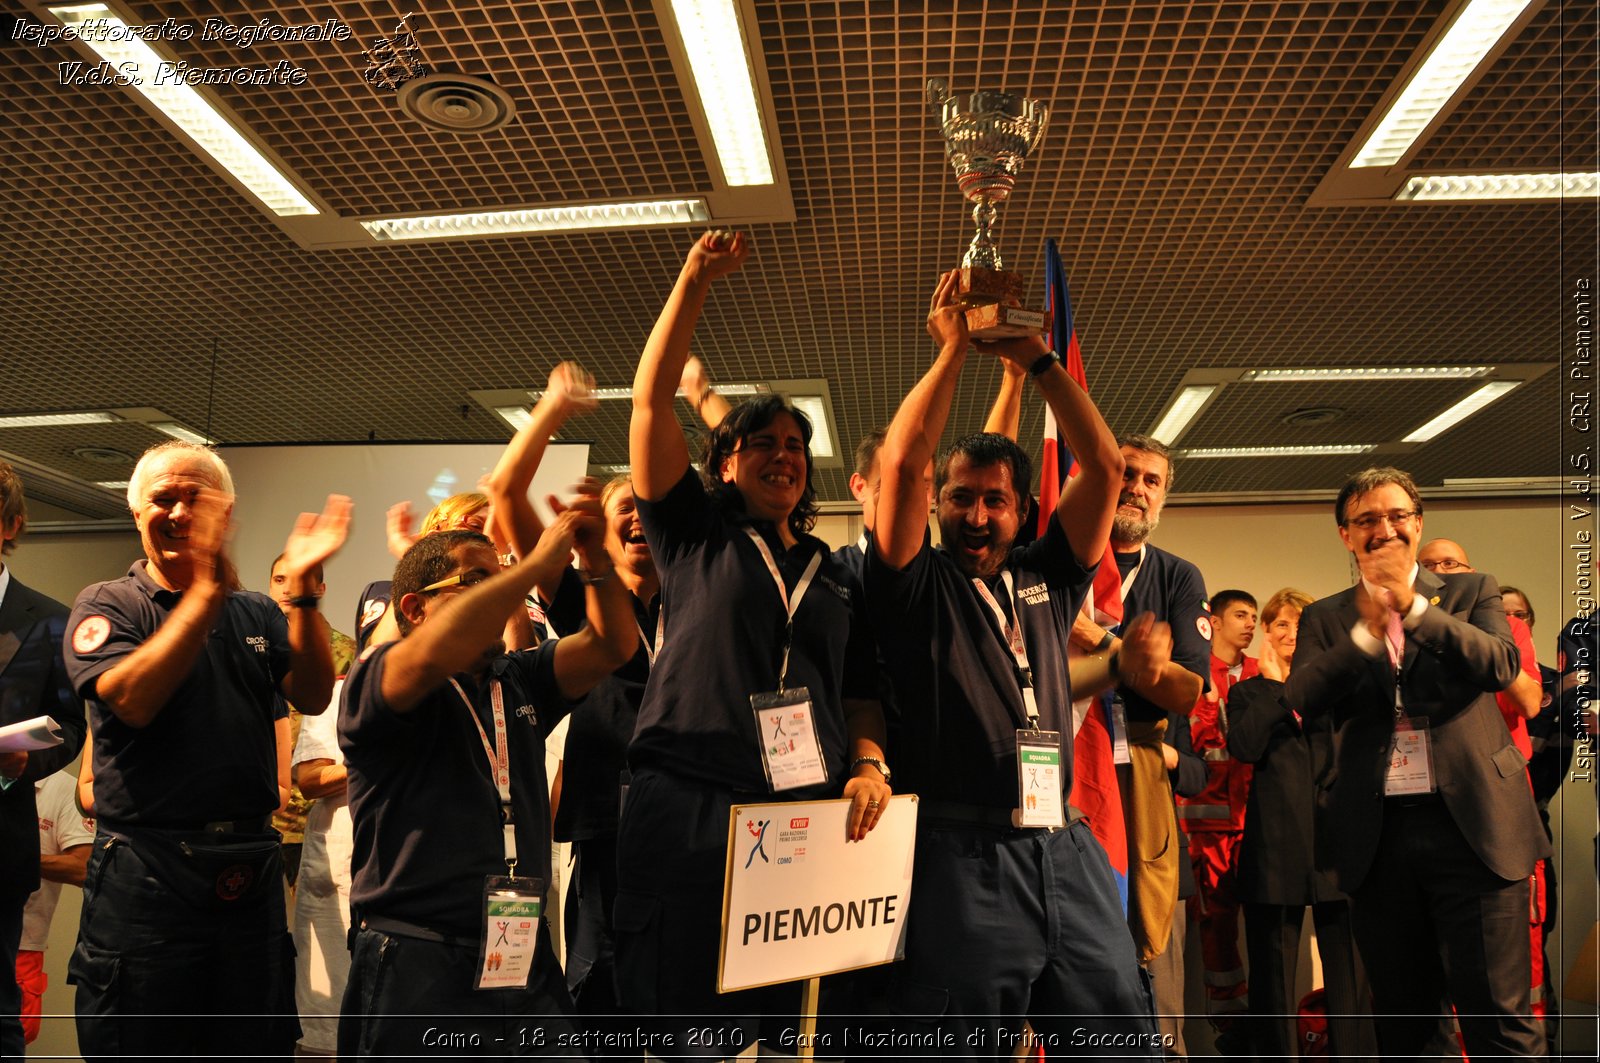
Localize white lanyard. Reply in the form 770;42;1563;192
1110;545;1147;629
635;603;664;667
450;677;518;873
971;571;1039;728
742;527;823;690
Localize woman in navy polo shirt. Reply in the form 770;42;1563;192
619;230;891;1051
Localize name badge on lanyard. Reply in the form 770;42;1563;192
450;677;545;989
743;529;829;792
1015;730;1066;828
972;573;1065;828
1384;716;1436;796
477;876;544;990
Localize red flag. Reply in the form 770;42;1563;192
1039;242;1122;623
1042;239;1128;906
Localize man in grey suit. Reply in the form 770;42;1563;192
1286;466;1546;1059
0;462;86;1055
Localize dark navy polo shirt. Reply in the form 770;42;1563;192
64;561;290;825
632;469;874;796
865;518;1094;808
341;639;567;938
830;536;867;582
541;565;654;841
1116;543;1212;721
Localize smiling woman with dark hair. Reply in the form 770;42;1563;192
619;230;891;1054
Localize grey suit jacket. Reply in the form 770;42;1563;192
0;576;86;899
1285;567;1549;892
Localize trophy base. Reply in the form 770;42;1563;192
964;302;1047;339
953;266;1045;338
956;266;1024;305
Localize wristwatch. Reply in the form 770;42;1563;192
851;756;892;783
1094;629;1115;652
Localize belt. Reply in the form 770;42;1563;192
920;800;1087;832
101;816;272;834
1384;791;1442;808
360;912;481;950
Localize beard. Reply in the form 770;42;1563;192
1112;503;1160;545
942;520;1017;579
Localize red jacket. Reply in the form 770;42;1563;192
1494;616;1538;762
1178;653;1258;833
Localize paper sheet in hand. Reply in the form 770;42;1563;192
0;715;63;753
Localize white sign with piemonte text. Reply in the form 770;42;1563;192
718;795;918;993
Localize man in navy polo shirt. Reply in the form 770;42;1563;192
868;270;1159;1053
1064;432;1209;1050
63;440;349;1060
338;486;635;1056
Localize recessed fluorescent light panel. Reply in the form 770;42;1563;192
1180;445;1377;459
785;395;836;459
1351;0;1536;168
1397;172;1600;201
94;480;130;491
493;406;533;432
668;0;775;185
150;422;214;444
361;199;710;241
520;383;770;403
1402;381;1521;442
1239;366;1492;382
0;411;120;429
1149;385;1219;445
47;4;318;216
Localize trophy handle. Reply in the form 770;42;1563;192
1026;103;1050;154
926;77;950;109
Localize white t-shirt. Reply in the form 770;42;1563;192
291;680;352;894
21;770;96;951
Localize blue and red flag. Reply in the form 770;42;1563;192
1039;237;1129;908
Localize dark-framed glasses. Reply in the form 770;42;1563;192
1346;508;1419;532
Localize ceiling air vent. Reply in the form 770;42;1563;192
397;73;516;134
1281;406;1346;426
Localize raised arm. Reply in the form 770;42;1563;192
377;499;596;715
551;489;642;700
983;360;1026;440
276;495;351;716
93;488;232;728
876;270;971;570
681;355;733;431
975;335;1122;568
631;230;749;501
486;361;599;569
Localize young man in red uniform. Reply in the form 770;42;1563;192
1178;589;1258;1031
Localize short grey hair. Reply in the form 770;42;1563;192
127;441;234;513
1117;432;1175;492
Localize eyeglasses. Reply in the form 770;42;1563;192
419;570;491;595
1344;508;1420;531
1419;557;1470;572
1506;610;1532;621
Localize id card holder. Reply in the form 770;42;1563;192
1109;694;1132;765
751;687;828;792
1013;729;1066;828
1384;716;1436;796
476;875;543;990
